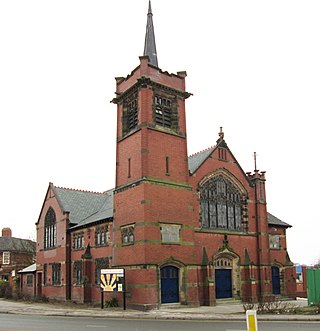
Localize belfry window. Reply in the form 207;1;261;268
154;94;177;129
200;175;243;231
123;92;138;135
44;207;57;249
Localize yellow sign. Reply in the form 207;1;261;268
100;268;124;292
246;310;258;331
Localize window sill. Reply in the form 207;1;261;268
122;242;134;246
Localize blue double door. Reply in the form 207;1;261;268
215;269;232;299
161;266;179;304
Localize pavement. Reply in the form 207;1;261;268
0;297;319;321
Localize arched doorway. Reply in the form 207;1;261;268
213;251;240;300
160;266;179;304
272;266;281;295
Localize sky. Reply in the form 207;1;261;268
0;0;319;265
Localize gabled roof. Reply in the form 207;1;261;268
0;237;36;253
187;131;250;183
18;263;36;274
267;212;291;228
70;190;114;230
51;185;113;229
188;146;215;174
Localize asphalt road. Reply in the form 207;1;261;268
1;314;320;331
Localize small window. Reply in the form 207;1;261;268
73;232;84;250
269;235;280;249
73;261;82;285
26;275;33;286
128;158;131;178
218;148;227;160
121;225;135;245
165;156;170;176
52;263;61;285
2;252;10;265
95;225;109;247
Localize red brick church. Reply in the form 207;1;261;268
35;1;296;309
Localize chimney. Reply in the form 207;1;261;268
2;228;12;237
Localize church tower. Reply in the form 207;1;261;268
112;1;197;308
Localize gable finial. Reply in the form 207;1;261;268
143;1;158;67
218;126;224;140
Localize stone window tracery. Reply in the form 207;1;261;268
73;232;84;250
95;225;109;246
121;224;135;245
44;207;56;249
200;175;246;231
214;258;232;268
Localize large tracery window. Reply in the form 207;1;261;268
44;207;57;249
200;175;243;231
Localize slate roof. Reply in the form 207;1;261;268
0;237;36;253
188;146;215;174
267;212;291;228
18;263;36;274
52;186;113;229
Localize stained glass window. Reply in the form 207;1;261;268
200;175;243;231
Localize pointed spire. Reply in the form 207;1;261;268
143;1;158;67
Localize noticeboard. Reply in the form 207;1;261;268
100;268;124;292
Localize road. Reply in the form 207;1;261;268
0;314;320;331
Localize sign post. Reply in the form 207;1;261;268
100;268;125;310
246;310;258;331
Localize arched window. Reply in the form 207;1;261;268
44;207;56;249
200;175;243;231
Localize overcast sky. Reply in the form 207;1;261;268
1;0;319;265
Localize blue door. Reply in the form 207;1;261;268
215;269;232;299
272;266;281;295
161;266;179;303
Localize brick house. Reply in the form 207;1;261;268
0;228;36;286
35;2;296;309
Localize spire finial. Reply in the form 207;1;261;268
148;0;152;14
143;1;158;67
